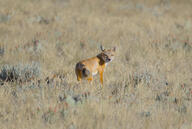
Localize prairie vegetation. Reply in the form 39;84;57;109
0;0;192;129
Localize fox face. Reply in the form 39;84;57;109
97;46;116;64
75;45;116;85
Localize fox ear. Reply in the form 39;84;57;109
100;45;105;51
113;46;116;52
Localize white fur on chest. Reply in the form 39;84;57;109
92;63;108;76
92;71;98;76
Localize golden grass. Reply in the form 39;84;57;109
0;0;192;129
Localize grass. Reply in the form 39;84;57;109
0;0;192;129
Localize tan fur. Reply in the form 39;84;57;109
75;46;116;85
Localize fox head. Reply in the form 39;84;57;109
97;45;116;64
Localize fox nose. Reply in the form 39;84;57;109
107;58;111;62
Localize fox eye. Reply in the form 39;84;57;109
105;55;108;58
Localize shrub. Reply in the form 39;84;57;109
0;62;41;82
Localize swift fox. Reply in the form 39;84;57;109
75;45;116;85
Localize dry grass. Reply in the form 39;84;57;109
0;0;192;129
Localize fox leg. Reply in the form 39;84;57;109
77;75;81;81
99;70;104;85
76;70;82;82
87;76;93;83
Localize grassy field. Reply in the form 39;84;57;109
0;0;192;129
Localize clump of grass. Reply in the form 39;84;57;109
42;109;56;124
0;46;4;56
0;62;41;82
0;14;11;23
28;16;50;24
132;72;152;87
